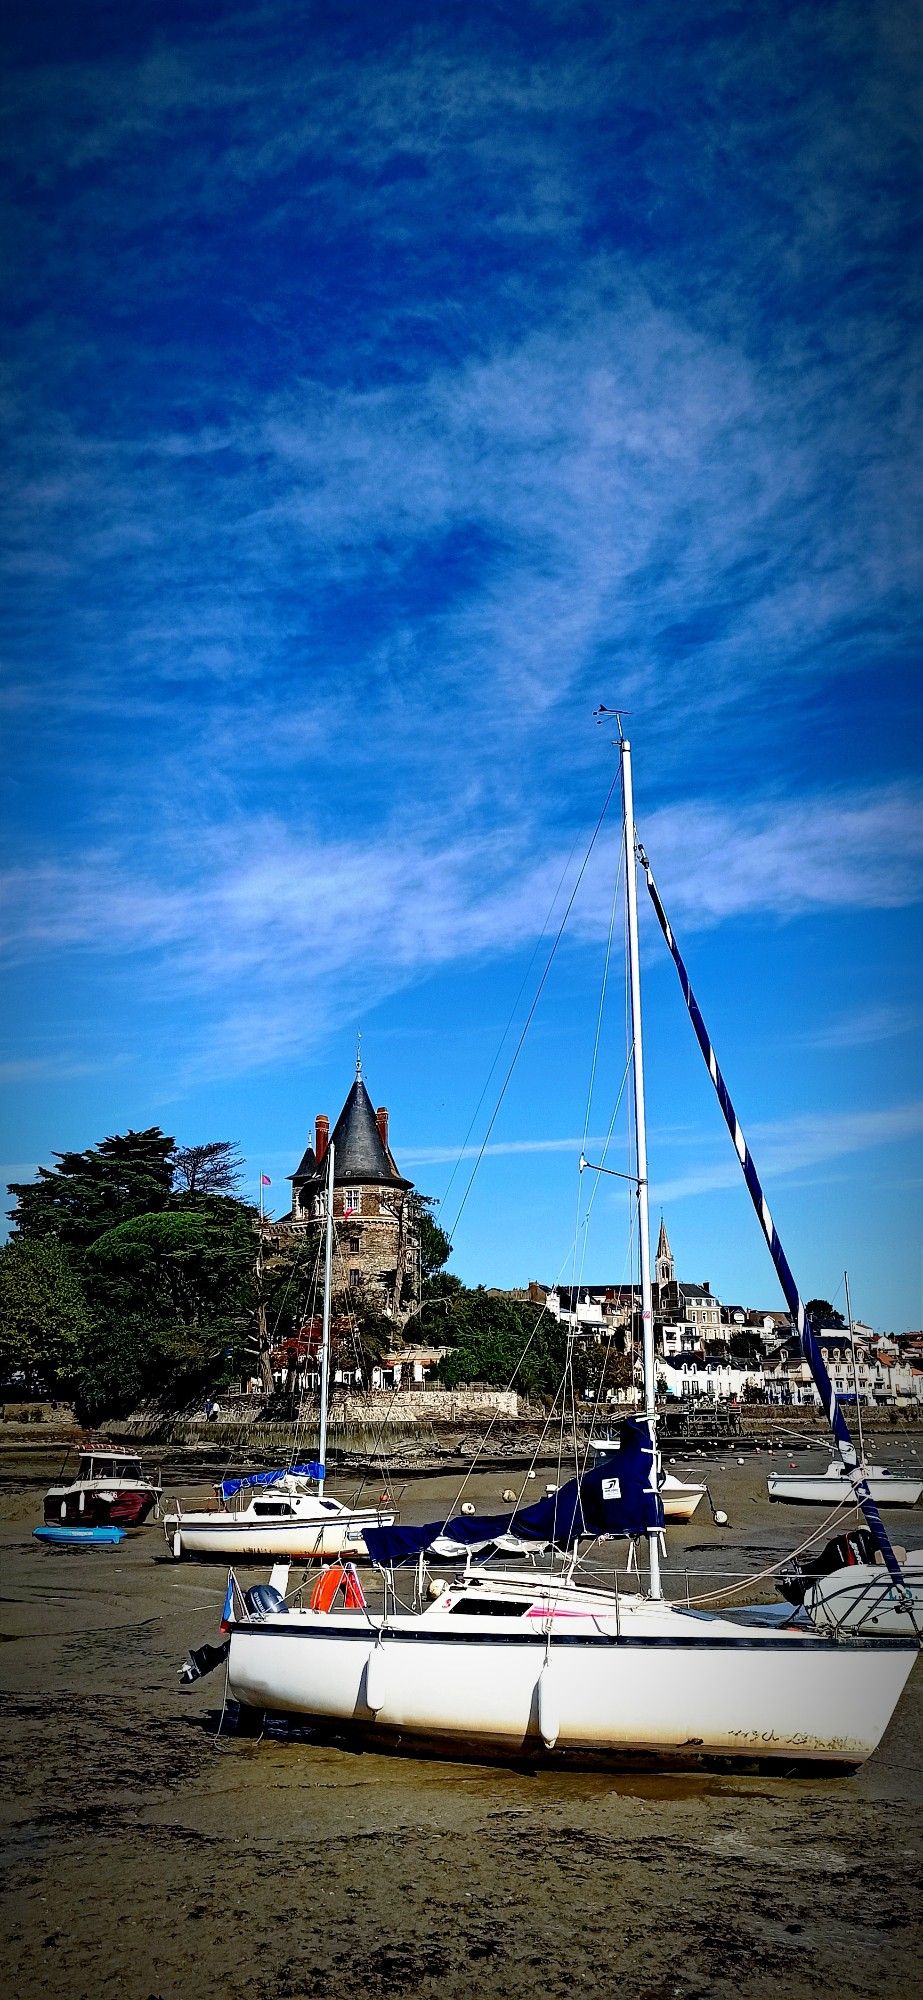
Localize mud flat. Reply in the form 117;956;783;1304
1;1452;921;2000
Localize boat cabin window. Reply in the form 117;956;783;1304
253;1500;293;1517
448;1595;529;1617
319;1500;342;1513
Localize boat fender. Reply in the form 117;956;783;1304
172;1530;183;1561
364;1643;387;1714
244;1583;288;1616
537;1664;559;1750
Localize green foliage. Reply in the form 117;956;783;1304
432;1289;584;1400
171;1140;244;1197
0;1238;90;1395
729;1330;766;1361
419;1203;453;1281
74;1201;257;1418
8;1129;176;1252
8;1128;261;1417
805;1298;844;1328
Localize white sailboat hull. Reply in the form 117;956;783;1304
226;1599;917;1767
767;1468;922;1507
164;1508;393;1560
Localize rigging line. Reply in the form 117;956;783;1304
437;820;596;1223
446;767;621;1243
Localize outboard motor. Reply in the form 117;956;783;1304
243;1583;288;1616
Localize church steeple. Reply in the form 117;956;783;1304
655;1216;675;1288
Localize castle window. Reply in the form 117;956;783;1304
343;1188;361;1214
349;1235;361;1253
349;1267;361;1289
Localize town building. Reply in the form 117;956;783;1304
283;1060;422;1325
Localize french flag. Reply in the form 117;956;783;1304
220;1571;242;1631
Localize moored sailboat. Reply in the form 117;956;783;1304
220;738;918;1767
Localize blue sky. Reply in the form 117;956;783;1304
1;1;921;1327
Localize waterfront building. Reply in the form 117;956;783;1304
283;1059;422;1326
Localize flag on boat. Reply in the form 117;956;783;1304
364;1418;663;1567
219;1570;246;1631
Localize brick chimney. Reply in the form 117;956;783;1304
376;1105;389;1153
315;1114;329;1163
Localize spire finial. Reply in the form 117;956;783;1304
356;1029;362;1079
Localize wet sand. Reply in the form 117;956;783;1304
1;1448;921;2000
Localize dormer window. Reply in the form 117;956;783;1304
343;1188;361;1214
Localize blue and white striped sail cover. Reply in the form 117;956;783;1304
363;1418;663;1567
218;1462;324;1501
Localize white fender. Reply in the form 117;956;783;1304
537;1662;559;1750
364;1643;387;1714
172;1530;183;1560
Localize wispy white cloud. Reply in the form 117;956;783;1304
1;779;920;1080
652;1100;923;1204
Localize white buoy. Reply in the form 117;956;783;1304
460;1501;475;1516
714;1509;729;1527
545;1483;558;1497
501;1489;516;1503
737;1457;745;1465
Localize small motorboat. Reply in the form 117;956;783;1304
43;1445;161;1526
33;1524;126;1546
767;1459;923;1507
777;1530;923;1637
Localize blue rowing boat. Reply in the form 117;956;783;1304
33;1524;126;1546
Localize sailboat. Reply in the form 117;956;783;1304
767;1277;922;1506
163;1142;396;1561
220;739;919;1765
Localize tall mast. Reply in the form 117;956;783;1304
620;737;661;1600
317;1140;335;1498
844;1271;865;1466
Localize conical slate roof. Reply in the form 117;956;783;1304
329;1078;409;1187
291;1144;317;1184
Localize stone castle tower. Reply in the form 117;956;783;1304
286;1060;421;1325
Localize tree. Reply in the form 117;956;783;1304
729;1331;766;1362
433;1289;583;1401
171;1140;244;1199
8;1129;175;1252
0;1238;90;1395
805;1299;845;1329
75;1201;258;1416
419;1204;453;1282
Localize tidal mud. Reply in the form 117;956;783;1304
1;1452;920;1999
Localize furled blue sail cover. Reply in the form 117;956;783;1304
364;1418;663;1566
218;1463;324;1500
